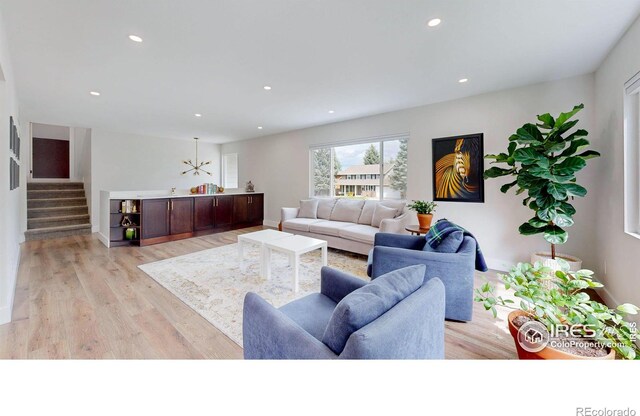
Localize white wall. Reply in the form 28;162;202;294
32;122;69;140
593;15;640;315
0;8;27;325
90;129;221;231
222;74;598;271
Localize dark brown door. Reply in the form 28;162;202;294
233;195;249;223
214;195;233;227
32;137;69;178
194;197;214;231
170;198;194;235
248;194;264;223
141;199;170;239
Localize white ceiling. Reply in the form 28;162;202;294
2;0;640;143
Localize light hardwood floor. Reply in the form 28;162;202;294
0;227;517;359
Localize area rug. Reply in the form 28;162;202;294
138;243;368;347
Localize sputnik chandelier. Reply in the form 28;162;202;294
182;137;212;176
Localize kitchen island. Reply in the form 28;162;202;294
99;190;264;247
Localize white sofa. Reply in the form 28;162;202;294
281;198;411;255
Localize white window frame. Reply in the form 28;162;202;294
222;153;239;189
624;71;640;239
308;133;409;200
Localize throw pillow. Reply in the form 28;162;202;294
297;199;319;219
321;264;426;354
422;230;464;253
357;200;377;225
316;198;337;219
371;204;396;228
330;199;365;223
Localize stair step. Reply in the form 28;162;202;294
27;214;91;229
28;197;87;209
27;189;86;199
24;223;92;241
27;182;84;191
28;205;89;218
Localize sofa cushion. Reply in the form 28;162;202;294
379;200;406;217
297;199;319;219
371;204;397;227
316;198;337;220
279;293;338;341
338;224;378;244
283;218;325;232
330;199;365;223
309;220;347;237
422;230;464;253
321;264;426;354
357;200;378;225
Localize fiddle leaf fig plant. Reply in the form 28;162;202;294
484;104;600;259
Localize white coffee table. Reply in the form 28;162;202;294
264;235;328;292
237;229;293;277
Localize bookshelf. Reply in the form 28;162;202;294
109;199;142;247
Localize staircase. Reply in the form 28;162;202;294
25;182;92;241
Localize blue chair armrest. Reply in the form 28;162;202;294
242;292;337;359
320;266;367;304
374;233;426;250
371;246;474;276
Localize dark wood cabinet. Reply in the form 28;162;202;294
194;197;215;231
170;198;194;235
233;195;249;223
137;193;263;246
141;198;170;239
214;195;234;227
248;193;264;223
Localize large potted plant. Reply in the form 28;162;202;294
484;104;600;269
475;260;639;360
407;200;437;229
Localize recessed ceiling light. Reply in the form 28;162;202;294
128;35;143;43
427;18;441;27
90;91;100;96
258;126;263;130
328;110;335;114
458;78;468;83
263;85;272;90
194;113;202;117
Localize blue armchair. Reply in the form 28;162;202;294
243;266;445;359
367;233;476;322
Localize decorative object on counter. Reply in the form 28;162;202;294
121;215;133;227
217;186;224;193
171;187;176;196
245;181;255;192
181;137;212;176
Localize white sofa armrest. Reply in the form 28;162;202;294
379;211;412;234
281;207;300;222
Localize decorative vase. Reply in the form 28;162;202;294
507;310;614;360
417;213;433;229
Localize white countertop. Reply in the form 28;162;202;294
103;190;262;200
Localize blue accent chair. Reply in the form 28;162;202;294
367;233;476;322
243;266;445;359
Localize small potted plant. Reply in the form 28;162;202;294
484;104;600;270
474;260;639;360
407;200;437;229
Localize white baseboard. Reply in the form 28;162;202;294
0;306;11;325
0;244;21;325
484;257;512;272
97;232;109;247
92;225;100;233
263;219;279;228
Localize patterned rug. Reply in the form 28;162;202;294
138;243;369;347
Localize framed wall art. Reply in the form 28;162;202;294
432;133;484;203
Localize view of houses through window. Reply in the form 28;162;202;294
311;136;408;200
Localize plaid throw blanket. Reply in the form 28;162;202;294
425;219;488;272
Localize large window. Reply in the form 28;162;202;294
624;71;640;238
310;135;408;200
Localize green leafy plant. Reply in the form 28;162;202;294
474;261;640;359
484;104;600;259
407;200;437;215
